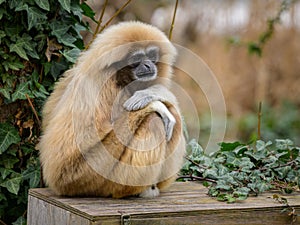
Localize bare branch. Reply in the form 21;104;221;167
168;0;179;41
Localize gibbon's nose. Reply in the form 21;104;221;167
141;60;153;72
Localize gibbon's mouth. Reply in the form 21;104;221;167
136;73;156;80
136;72;156;78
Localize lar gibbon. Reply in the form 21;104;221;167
39;21;185;198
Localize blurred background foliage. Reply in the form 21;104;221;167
86;0;300;147
0;0;300;224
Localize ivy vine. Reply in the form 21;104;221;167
180;139;300;204
0;0;95;224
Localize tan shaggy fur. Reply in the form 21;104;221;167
39;21;185;198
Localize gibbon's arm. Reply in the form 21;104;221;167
124;85;178;141
147;101;176;141
123;84;178;111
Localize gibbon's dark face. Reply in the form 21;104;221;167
115;46;159;87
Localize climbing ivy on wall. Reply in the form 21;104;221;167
0;0;95;224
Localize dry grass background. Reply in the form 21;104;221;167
85;0;300;146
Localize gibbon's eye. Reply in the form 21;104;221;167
129;61;140;68
128;52;144;68
146;46;159;64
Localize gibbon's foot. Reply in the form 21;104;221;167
139;185;160;198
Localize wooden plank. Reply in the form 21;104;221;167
28;182;300;225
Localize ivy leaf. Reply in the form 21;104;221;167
0;88;11;100
27;7;47;30
256;140;272;151
0;156;19;169
34;0;50;11
0;168;13;180
0;0;6;5
2;60;24;71
72;24;87;38
275;139;294;150
15;2;28;12
9;34;36;60
22;169;40;188
58;0;71;12
0;192;7;202
50;60;68;79
61;48;80;63
10;41;29;60
0;175;22;195
187;139;204;158
80;2;96;22
71;2;83;20
50;21;70;41
11;81;34;101
0;123;20;154
219;141;244;152
0;30;6;44
60;33;77;48
12;216;26;225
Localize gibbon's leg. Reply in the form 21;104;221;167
107;100;183;198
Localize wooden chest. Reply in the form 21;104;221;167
27;182;300;225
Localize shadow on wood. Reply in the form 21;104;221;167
27;182;300;225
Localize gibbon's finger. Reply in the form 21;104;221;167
123;90;154;111
163;115;176;141
149;101;176;141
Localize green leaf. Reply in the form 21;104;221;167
50;21;70;41
0;155;19;168
0;8;5;20
0;168;13;180
12;216;26;225
9;34;37;60
233;187;250;197
0;175;22;195
9;0;19;9
0;88;11;100
58;0;71;12
71;2;83;20
80;2;95;21
0;192;7;202
72;24;87;38
15;2;28;12
11;82;34;101
0;30;6;43
2;60;24;71
187;139;204;158
60;33;77;47
203;168;218;179
256;140;272;151
10;42;28;60
224;152;241;167
248;42;262;57
50;60;68;79
34;0;50;11
23;169;40;188
61;48;80;63
0;123;20;154
275;139;294;150
27;7;47;30
0;0;6;5
219;141;244;152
